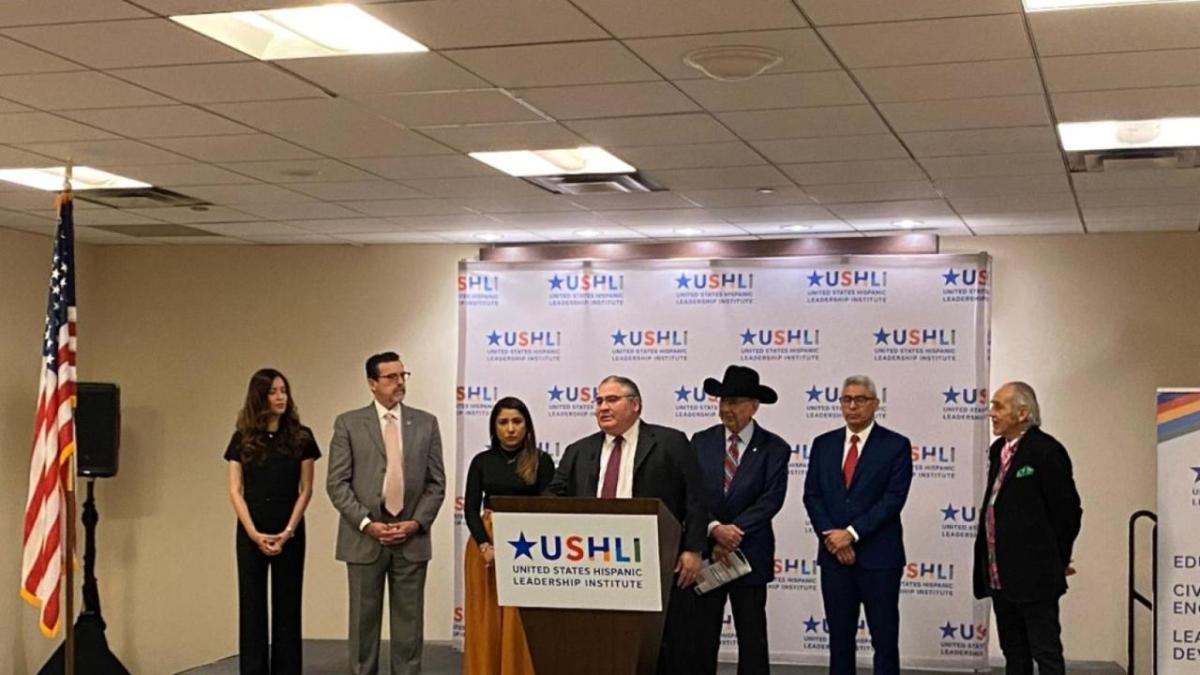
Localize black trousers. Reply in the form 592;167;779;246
819;564;901;675
990;593;1065;675
235;515;305;675
693;584;770;675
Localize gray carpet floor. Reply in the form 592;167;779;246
177;640;1125;674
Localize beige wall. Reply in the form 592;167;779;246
2;231;1194;672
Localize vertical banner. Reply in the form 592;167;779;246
454;254;991;670
1156;388;1200;673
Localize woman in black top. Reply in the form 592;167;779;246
225;369;320;675
462;397;554;675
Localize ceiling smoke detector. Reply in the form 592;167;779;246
683;46;783;82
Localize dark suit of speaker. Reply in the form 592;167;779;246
76;382;120;478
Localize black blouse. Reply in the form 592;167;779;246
464;447;555;545
224;427;321;507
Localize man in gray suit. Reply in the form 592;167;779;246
327;351;446;675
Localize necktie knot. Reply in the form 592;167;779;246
729;434;740;446
851;434;860;445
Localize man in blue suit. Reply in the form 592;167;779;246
691;365;790;675
802;375;913;675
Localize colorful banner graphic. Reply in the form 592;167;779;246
1157;388;1200;673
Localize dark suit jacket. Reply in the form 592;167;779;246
546;420;707;553
691;421;790;586
802;424;913;570
972;425;1082;602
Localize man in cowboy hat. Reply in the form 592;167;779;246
690;365;791;675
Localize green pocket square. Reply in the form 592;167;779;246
1015;466;1035;478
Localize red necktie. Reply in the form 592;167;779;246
724;433;740;492
843;434;860;488
600;435;624;498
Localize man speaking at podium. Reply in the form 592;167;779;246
547;374;707;674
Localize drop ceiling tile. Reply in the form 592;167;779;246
345;155;499;180
935;173;1070;198
511;225;648;241
0;112;116;143
0;36;79;75
438;229;549;243
388;214;505;229
0;1;150;27
218;159;376;183
360;90;543;127
149;235;253;245
1085;219;1199;233
678;187;814;208
949;192;1079;214
781;158;927;185
1029;2;1200;56
124;205;258;223
513;82;698;120
566;192;699;211
678;72;865;112
285;218;406;234
280;53;489;95
190;221;312;237
569;0;805;38
566;114;736;146
707;204;836;223
16;139;191;165
1052;87;1200;123
115;63;323;103
1042;50;1200;93
1075;187;1200;208
751;134;909;163
901;126;1059;157
284;128;452;159
487;211;615;226
1070;168;1200;191
806;180;940;204
63;105;252;138
624;29;837;80
0;72;170;110
827;198;957;221
62;207;167;226
444;41;659;88
742;222;853;235
1;18;245;69
963;213;1083;233
820;15;1031;68
880;95;1050;132
645;165;792;191
231;201;365;220
150;135;320;163
0;144;64;168
0;190;71;212
103;162;259;186
854;59;1042;103
456;196;583;214
182;184;315;204
0;98;30;113
796;0;1020;26
365;0;605;49
337;199;471;217
336;232;453;244
73;227;147;244
609;142;766;170
284;181;426;201
857;221;969;235
918;152;1065;179
718;106;888;140
1083;204;1200;222
626;224;750;239
417;122;585;153
400;176;548;198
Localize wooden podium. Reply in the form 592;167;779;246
489;496;681;675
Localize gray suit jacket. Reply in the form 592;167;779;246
326;402;446;563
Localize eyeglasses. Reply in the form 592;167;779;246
376;371;412;382
839;395;877;406
594;394;636;407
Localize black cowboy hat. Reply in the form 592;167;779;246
702;365;778;404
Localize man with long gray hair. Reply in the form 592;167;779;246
973;381;1082;675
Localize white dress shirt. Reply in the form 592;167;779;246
842;421;874;542
595;421;640;498
708;420;756;535
359;401;404;531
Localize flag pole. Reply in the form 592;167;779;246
62;161;75;675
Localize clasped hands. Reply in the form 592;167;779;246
365;520;420;546
251;529;293;556
822;528;856;566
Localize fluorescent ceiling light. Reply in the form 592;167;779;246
673;227;704;236
1058;117;1200;151
574;229;602;238
0;167;151;191
474;232;503;242
781;224;811;232
469;147;635;177
892;219;923;229
171;3;427;60
1024;0;1198;10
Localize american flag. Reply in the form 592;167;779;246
20;194;77;638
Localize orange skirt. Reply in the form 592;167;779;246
464;510;536;675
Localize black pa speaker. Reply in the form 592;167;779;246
76;382;120;478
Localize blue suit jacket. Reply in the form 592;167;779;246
691;421;790;586
802;424;913;570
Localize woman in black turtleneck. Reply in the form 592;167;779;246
462;397;554;675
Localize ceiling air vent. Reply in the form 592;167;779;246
1066;147;1199;173
75;187;209;209
522;172;663;195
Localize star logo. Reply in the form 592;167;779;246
548;274;564;291
611;330;627;346
740;329;755;345
1192;466;1200;483
486;330;502;346
803;615;820;633
675;273;690;289
942;269;960;286
943;387;960;404
873;328;889;345
548;386;564;402
940;621;957;639
806;271;822;287
941;504;958;521
509;532;536;560
806;386;822;402
675;385;691;402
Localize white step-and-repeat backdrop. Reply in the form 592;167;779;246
1156;388;1200;674
454;253;992;670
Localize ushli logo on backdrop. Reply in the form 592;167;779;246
805;269;888;304
804;385;889;420
547;272;625;307
458;273;500;307
938;620;988;658
547;385;598;418
456;384;499;417
738;327;820;362
789;442;810;478
485;329;562;362
873;327;958;362
912;443;958;481
673;271;754;306
770;557;819;592
673;384;717;419
939;503;978;539
507;531;647;590
942;386;988;421
902;561;956;597
611;328;688;362
941;267;990;304
800;615;872;651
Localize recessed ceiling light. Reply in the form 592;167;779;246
474;232;503;242
673;227;704;236
469;147;635;177
171;3;427;61
0;167;151;191
575;229;602;238
892;219;923;229
683;46;783;81
756;187;776;195
1023;0;1197;11
781;224;811;232
1057;117;1200;151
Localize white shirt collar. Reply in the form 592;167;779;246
846;421;875;446
374;400;401;420
729;420;755;446
607;419;640;450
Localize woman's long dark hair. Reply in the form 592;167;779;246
236;368;309;464
488;396;539;485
